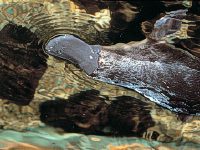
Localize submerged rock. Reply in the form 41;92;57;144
0;24;47;105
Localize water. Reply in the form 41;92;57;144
0;0;199;150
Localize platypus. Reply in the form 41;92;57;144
45;10;200;115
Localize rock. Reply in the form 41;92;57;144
0;24;47;105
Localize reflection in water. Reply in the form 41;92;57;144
0;0;199;150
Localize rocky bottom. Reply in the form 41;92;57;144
0;126;199;150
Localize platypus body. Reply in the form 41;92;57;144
45;10;200;115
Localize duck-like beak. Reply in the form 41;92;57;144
45;34;100;75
